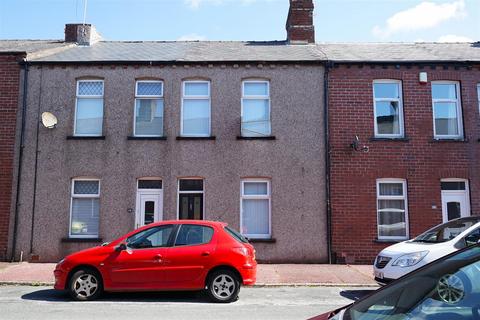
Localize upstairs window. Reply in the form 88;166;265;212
241;80;271;137
373;80;404;138
432;81;463;139
70;179;100;238
134;81;164;136
75;80;104;136
181;81;211;136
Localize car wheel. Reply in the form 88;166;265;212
68;268;103;301
436;272;471;305
206;269;240;303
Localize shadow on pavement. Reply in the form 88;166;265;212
339;289;376;301
21;289;212;303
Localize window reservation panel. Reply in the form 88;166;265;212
377;180;408;240
241;180;271;239
134;81;164;136
75;80;104;136
241;81;271;137
373;80;404;138
432;82;463;139
70;179;100;238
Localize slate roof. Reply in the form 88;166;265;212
1;39;479;63
29;41;325;63
317;42;480;63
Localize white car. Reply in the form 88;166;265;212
373;216;480;285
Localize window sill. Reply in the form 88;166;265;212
370;137;409;142
430;138;468;143
248;238;276;243
67;136;105;140
127;136;167;140
237;136;276;140
373;238;405;244
61;237;103;243
176;136;216;140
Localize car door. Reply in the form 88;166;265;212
163;224;216;287
106;224;174;289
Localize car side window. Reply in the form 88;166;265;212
174;225;214;246
126;225;173;249
465;228;480;247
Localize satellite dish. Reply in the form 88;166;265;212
41;112;58;129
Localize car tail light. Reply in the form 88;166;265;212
232;247;249;256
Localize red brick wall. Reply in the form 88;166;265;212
0;55;21;261
328;64;480;264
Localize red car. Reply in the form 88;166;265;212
54;220;256;303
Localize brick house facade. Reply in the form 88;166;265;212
327;60;480;264
0;53;23;261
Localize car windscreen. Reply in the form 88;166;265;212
224;226;249;243
344;245;480;320
412;219;479;243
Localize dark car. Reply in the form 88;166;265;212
310;243;480;320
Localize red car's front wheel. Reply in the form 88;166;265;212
68;268;103;301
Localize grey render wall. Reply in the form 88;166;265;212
14;63;326;263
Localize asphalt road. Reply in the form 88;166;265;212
0;285;378;320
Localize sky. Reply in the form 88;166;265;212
0;0;478;42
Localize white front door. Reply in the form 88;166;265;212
441;180;470;223
135;179;163;228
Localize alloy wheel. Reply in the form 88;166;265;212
212;274;236;300
437;274;465;304
73;274;99;299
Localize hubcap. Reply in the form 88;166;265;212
212;274;235;299
437;274;465;304
73;274;98;298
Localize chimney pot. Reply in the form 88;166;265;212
286;0;315;44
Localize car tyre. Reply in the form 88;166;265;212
206;269;240;303
68;268;103;301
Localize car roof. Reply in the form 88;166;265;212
146;220;227;228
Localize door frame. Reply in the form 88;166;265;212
176;178;205;220
135;178;163;228
440;178;470;222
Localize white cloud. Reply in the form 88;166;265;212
177;33;207;41
184;0;260;9
437;34;473;42
373;0;466;39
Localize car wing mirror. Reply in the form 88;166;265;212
115;243;127;252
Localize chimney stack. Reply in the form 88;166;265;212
286;0;315;44
65;24;101;46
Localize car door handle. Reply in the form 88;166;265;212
154;254;163;262
201;251;210;257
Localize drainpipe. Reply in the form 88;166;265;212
29;67;43;256
324;61;333;264
10;60;29;262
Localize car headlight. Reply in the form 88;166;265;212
392;251;428;267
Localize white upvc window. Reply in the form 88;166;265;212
432;81;463;139
241;80;271;137
134;80;164;137
75;80;104;136
181;81;211;136
70;179;100;238
376;179;409;240
373;80;404;138
240;179;271;239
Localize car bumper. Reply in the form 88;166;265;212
240;263;257;285
373;262;426;284
53;268;67;290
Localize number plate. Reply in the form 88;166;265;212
374;271;384;279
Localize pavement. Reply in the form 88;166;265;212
0;262;377;287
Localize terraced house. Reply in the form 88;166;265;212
7;1;329;263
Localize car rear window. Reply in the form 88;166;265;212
225;226;249;243
174;225;214;246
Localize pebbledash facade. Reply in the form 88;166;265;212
11;6;329;262
324;44;480;264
